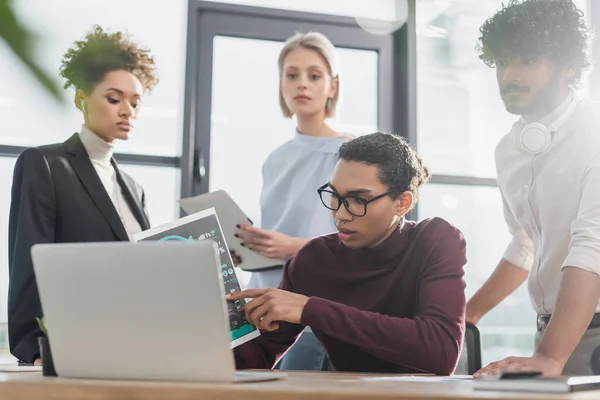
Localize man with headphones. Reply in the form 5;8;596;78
466;0;600;377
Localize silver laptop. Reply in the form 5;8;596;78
31;240;284;383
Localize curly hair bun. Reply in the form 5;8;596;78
59;25;158;93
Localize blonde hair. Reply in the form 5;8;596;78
278;32;340;119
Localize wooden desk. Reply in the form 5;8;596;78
0;371;598;400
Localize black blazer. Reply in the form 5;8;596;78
7;133;151;363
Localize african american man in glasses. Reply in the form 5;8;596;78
228;132;467;374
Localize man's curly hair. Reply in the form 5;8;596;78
338;132;431;206
59;25;158;93
476;0;593;84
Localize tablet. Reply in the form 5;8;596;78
179;190;284;271
132;207;260;348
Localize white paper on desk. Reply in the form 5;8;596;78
0;365;42;372
179;190;284;271
361;375;472;383
132;207;260;348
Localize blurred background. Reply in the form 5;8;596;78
0;0;596;365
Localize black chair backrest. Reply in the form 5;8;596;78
455;323;482;375
591;345;600;374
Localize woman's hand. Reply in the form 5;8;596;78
235;224;305;260
230;250;242;266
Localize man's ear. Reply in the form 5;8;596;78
395;191;414;217
562;66;577;80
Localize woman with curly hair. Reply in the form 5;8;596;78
8;25;158;365
466;0;600;377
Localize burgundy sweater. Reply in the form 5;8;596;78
234;217;467;375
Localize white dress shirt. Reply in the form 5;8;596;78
79;125;142;240
496;93;600;314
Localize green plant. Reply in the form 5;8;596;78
0;0;64;102
36;317;47;335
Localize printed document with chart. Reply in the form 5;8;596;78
132;207;260;348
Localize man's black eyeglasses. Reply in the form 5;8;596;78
317;183;404;217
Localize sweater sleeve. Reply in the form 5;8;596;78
300;222;467;375
234;259;305;369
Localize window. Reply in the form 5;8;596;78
188;3;392;286
0;0;189;357
208;36;378;226
416;0;591;365
416;0;590;178
120;165;181;227
0;0;187;156
418;184;535;365
1;0;395;357
4;0;594;365
200;0;400;21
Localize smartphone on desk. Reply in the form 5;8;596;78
493;371;543;380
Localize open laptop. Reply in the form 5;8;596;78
31;240;285;383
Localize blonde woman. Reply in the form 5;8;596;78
235;32;351;370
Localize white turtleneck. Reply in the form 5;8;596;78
78;125;142;240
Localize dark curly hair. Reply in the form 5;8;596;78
476;0;593;84
59;25;158;93
338;132;431;206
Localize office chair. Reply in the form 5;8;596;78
591;345;600;374
454;322;482;375
320;354;333;371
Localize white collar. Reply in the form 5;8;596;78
521;90;576;126
79;125;115;167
